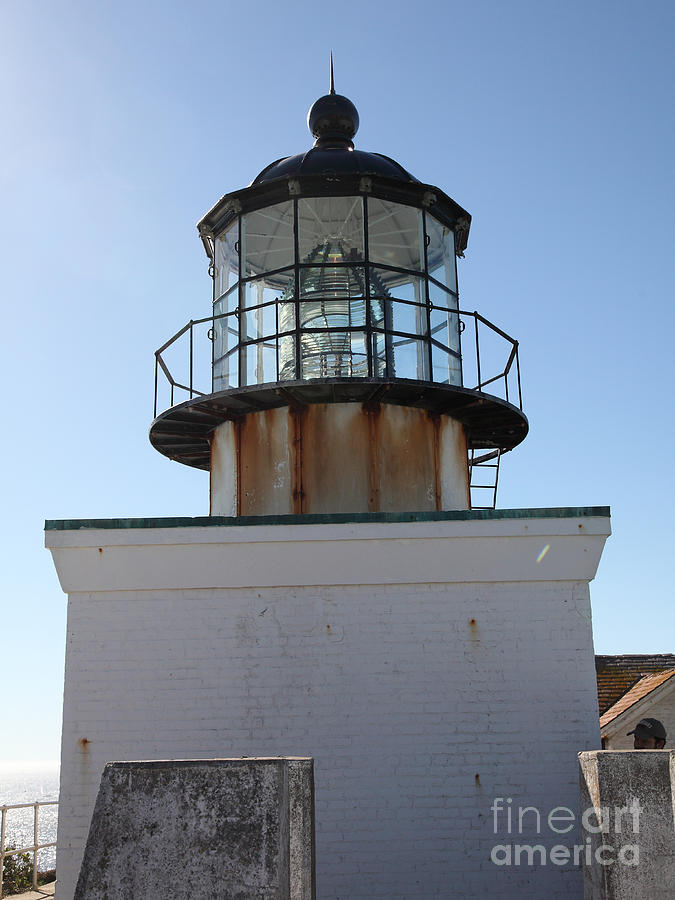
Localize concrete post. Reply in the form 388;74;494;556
74;758;315;900
578;750;675;899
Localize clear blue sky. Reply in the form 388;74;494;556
1;0;673;764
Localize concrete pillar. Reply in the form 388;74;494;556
578;750;675;899
74;758;315;900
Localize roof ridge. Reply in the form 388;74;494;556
600;669;675;728
596;653;675;660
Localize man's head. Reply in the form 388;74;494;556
627;717;667;749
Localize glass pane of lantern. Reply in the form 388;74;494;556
370;267;425;304
390;301;428;337
298;196;364;263
299;264;366;298
212;311;239;362
428;278;458;310
213;291;240;391
244;303;277;341
214;285;239;318
278;333;296;381
391;336;429;380
368;198;423;272
298;264;367;328
213;346;239;391
430;308;461;355
244;269;292;308
425;215;456;292
372;331;386;377
429;316;448;347
369;296;386;330
432;343;462;385
299;299;366;329
350;332;368;376
214;220;239;299
300;330;349;379
429;283;460;356
243;340;277;386
299;330;368;379
242;201;294;277
278;297;296;336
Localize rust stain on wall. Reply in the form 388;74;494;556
222;402;470;516
300;405;370;513
235;417;243;515
238;408;294;515
290;405;305;515
366;402;382;512
428;411;442;511
377;406;436;512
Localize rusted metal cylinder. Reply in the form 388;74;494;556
210;403;469;516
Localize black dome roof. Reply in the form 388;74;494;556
252;147;418;185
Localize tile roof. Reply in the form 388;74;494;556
595;654;675;715
600;668;675;729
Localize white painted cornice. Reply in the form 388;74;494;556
45;513;610;593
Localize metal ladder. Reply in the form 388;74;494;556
469;448;502;509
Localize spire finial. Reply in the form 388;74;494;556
329;51;335;95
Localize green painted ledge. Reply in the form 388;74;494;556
45;506;610;531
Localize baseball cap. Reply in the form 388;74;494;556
627;718;667;740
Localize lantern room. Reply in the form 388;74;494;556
209;187;461;390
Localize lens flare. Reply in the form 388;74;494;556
536;544;550;564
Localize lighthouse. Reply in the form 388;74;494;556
150;74;527;515
47;74;610;899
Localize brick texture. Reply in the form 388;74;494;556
56;579;600;899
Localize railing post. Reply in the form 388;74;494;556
32;803;39;890
474;312;482;390
515;345;522;408
189;320;194;399
1;806;6;899
154;356;159;418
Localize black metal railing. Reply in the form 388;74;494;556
0;800;58;898
153;308;523;419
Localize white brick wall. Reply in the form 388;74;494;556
48;515;609;899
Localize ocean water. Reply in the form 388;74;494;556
0;764;59;871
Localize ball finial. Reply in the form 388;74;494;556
307;55;359;148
